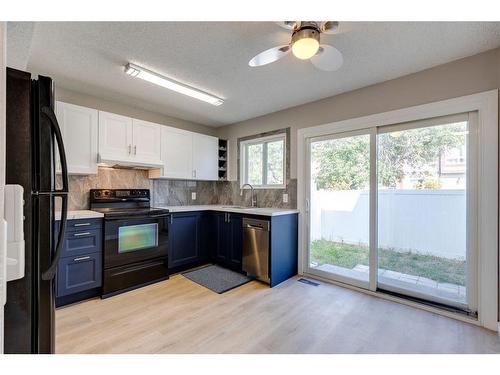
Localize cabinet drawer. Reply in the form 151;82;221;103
61;228;102;258
57;253;102;297
65;218;102;231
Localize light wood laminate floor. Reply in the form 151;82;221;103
56;275;500;354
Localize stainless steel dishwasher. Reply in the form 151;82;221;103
242;217;270;284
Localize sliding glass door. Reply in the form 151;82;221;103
376;115;475;309
307;130;371;288
306;113;477;312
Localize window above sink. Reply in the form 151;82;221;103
240;132;286;189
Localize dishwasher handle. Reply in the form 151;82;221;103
245;223;266;230
242;218;270;231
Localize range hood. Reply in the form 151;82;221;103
97;154;163;170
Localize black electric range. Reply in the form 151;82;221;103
90;189;170;297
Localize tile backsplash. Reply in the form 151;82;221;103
152;179;219;207
64;167;297;210
60;167;152;210
215;180;297;209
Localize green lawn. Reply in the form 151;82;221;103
310;239;466;286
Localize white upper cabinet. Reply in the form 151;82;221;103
192;133;218;180
153;126;193;179
98;111;133;162
132;119;162;165
149;127;218;181
55;101;98;175
98;111;163;168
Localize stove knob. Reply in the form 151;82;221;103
94;191;101;198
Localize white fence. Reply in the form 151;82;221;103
310;189;466;259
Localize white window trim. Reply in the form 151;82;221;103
240;133;286;189
297;90;498;331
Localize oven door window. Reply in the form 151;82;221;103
118;223;158;253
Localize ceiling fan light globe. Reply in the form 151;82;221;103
292;38;320;60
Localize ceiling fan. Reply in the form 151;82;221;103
249;21;343;72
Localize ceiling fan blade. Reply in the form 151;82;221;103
319;21;340;34
249;45;291;67
310;44;343;72
275;21;301;31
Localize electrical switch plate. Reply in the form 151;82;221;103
191;192;197;201
283;193;288;203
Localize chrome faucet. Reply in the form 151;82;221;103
240;183;257;207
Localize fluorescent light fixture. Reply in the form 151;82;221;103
124;63;224;106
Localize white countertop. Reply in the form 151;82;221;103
156;205;299;217
55;210;104;220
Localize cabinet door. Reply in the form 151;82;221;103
214;212;229;264
169;213;200;268
199;213;214;261
227;214;243;270
192;133;218;180
132;119;162;165
161;127;193;179
57;253;102;297
98;111;133;162
55;102;98;174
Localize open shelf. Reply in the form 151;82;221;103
218;139;228;181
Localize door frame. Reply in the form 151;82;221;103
0;21;6;354
297;90;498;330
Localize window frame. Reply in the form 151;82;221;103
240;133;286;189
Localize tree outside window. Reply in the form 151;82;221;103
241;134;286;188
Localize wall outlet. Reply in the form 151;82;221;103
283;193;288;203
191;192;197;201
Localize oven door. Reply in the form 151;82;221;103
104;214;168;268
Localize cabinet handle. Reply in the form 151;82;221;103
73;232;91;237
128;144;131;154
170;215;173;224
228;213;231;223
74;222;91;227
73;256;90;262
134;145;137;155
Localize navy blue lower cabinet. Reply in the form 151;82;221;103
227;214;243;271
57;253;102;297
55;218;103;306
199;212;214;261
214;212;229;264
269;213;299;287
168;212;200;269
213;212;243;271
165;210;298;286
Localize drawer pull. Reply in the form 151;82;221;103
73;256;90;262
73;232;91;237
74;222;91;227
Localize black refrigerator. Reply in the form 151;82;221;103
4;68;69;353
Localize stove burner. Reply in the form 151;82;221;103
89;189;169;219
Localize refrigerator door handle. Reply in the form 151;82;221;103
40;106;69;281
41;106;69;193
41;192;67;281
